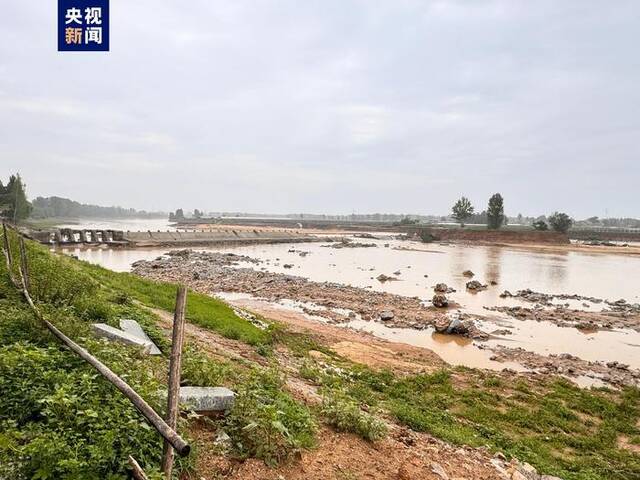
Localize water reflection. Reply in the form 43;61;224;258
62;236;640;372
485;246;502;286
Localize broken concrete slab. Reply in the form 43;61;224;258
119;319;162;355
92;323;153;354
179;386;235;413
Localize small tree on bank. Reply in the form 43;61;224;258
548;212;573;233
532;220;548;231
487;193;505;230
0;174;32;222
451;197;474;227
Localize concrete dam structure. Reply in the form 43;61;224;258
28;228;321;247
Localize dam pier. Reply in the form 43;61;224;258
27;228;322;248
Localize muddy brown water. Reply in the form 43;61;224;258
61;236;640;372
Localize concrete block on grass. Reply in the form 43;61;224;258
179;386;235;413
119;319;162;355
92;323;153;354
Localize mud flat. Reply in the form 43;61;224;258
132;249;640;388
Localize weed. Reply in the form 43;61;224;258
321;389;387;441
223;368;316;465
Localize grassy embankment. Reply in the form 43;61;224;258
0;232;638;479
0;233;314;478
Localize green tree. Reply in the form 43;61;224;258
532;220;548;231
486;193;505;230
451;197;474;227
548;212;573;233
0;174;32;222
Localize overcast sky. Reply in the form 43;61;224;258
1;1;639;218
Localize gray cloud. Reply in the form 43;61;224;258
1;0;639;217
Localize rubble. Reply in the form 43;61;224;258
466;280;487;291
92;323;155;354
432;294;449;308
133;250;457;333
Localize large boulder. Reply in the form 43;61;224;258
180;386;235;413
434;314;470;335
119;319;162;355
434;283;449;293
92;323;154;354
466;280;487;291
432;294;449;308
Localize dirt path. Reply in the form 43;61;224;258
193;424;510;480
235;299;445;374
499;242;640;256
146;304;517;480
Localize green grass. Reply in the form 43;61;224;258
301;356;640;480
0;231;315;477
320;389;387;441
3;230;640;479
76;262;271;346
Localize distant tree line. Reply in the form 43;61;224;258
0;173;32;222
450;194;573;233
574;216;640;229
169;209;205;221
31;196;165;219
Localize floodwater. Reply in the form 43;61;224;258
61;236;640;372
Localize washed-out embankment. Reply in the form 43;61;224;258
123;229;328;247
406;228;570;245
176;218;571;245
26;227;333;248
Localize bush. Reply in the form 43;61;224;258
321;390;387;441
532;220;548;231
181;346;231;387
548;212;573;233
23;241;99;306
223;369;316;465
418;230;436;243
0;342;166;479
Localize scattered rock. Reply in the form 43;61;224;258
434;283;448;293
326;239;377;249
466;280;487;291
377;274;399;282
462;270;475;277
179;386;235;413
380;310;395;321
434;315;469;335
434;283;455;293
431;462;449;479
92;323;154;354
432;294;449;308
119;319;162;355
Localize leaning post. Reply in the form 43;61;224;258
128;456;150;480
161;285;188;478
18;236;30;291
2;222;12;267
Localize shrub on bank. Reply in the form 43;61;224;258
223;368;316;465
321;389;387;441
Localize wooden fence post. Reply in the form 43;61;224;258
2;222;12;267
1;232;191;457
161;285;188;478
18;236;30;292
128;456;150;480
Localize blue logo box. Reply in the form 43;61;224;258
58;0;109;51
